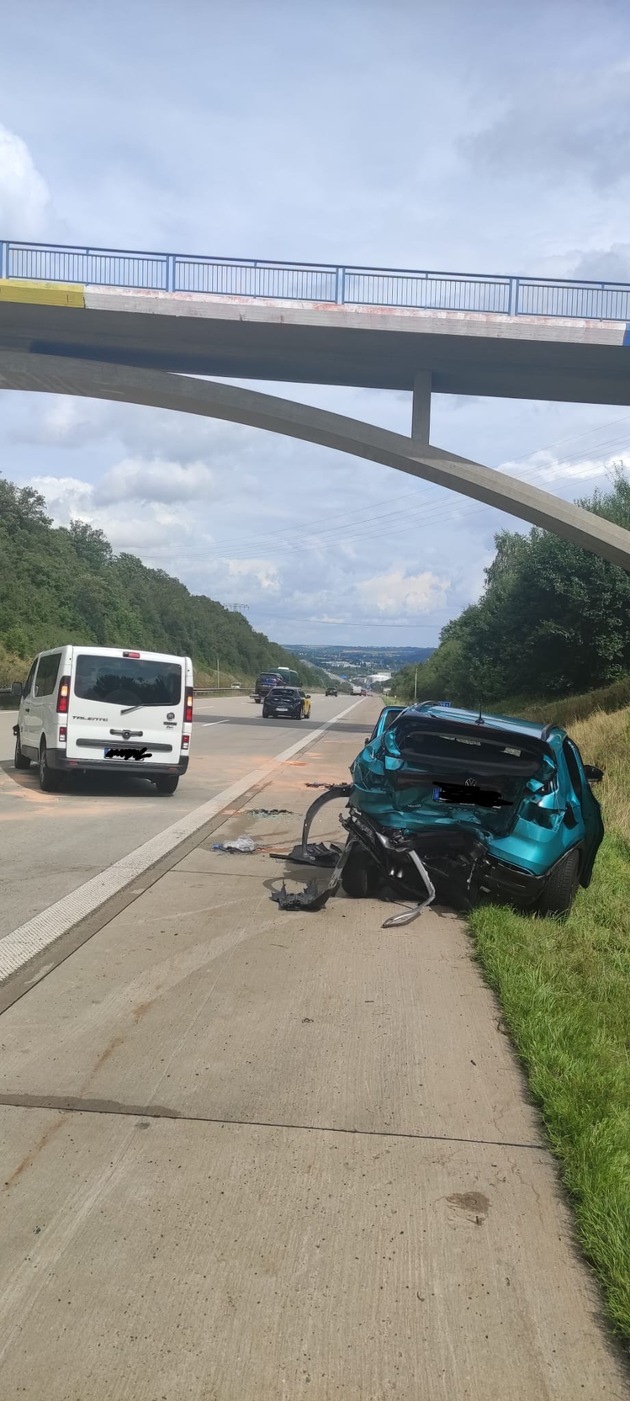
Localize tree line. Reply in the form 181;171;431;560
0;475;323;687
392;472;630;707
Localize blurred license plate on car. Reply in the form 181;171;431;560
277;707;288;713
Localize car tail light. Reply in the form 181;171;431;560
123;651;141;658
185;691;193;723
181;735;190;751
59;725;67;743
56;675;70;714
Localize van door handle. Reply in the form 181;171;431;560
24;706;30;712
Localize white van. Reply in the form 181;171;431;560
13;646;194;794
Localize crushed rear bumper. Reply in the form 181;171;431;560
344;810;572;913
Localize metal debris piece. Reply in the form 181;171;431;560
271;880;336;911
249;808;293;818
269;842;343;868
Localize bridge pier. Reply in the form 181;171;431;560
411;370;432;441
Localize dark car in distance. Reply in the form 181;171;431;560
326;687;338;697
262;686;311;720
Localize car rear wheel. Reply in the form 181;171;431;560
14;730;31;770
341;845;378;899
38;740;61;792
536;848;580;919
154;774;179;795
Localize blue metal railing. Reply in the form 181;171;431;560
2;238;630;321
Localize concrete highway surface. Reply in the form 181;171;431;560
0;697;626;1399
0;693;367;941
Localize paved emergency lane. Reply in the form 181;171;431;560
0;714;625;1400
0;694;374;941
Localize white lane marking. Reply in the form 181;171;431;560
0;699;364;984
203;720;230;727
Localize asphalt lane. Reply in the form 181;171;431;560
0;695;375;941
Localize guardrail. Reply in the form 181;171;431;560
2;239;630;322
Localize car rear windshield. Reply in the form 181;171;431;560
258;674;280;686
74;656;182;707
393;720;546;780
269;688;299;699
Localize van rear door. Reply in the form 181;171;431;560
66;649;186;767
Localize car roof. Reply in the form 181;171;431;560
410;702;561;743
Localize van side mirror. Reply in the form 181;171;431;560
584;763;604;785
11;681;22;697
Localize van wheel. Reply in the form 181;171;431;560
38;741;61;792
154;774;179;795
536;849;580;919
14;730;31;770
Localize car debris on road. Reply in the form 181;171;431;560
212;835;257;853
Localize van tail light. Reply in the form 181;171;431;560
59;725;67;743
185;691;193;723
56;676;70;714
181;735;190;751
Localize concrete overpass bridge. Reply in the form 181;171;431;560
1;239;630;570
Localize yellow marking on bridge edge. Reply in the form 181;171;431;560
0;279;85;307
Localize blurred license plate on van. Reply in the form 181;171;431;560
104;746;148;760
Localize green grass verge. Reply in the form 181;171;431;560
469;707;630;1343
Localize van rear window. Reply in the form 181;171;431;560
74;656;182;707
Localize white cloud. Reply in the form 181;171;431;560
95;456;217;506
503;450;629;486
224;558;280;592
358;569;450;617
28;471;209;560
0;124;51;238
29;474;94;521
13;397;111;448
464;62;630;192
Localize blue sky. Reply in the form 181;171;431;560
1;0;630;645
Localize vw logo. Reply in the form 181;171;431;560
166;712;175;720
465;777;476;787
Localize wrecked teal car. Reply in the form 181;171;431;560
341;702;605;918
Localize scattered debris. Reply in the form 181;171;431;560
272;880;337;911
212;835;256;854
269;842;343;868
249;808;293;818
305;781;339;789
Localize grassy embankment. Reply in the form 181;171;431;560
470;700;630;1343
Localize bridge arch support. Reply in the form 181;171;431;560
0;350;629;572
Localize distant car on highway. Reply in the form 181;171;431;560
325;686;338;697
262;686;311;720
13;645;193;794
